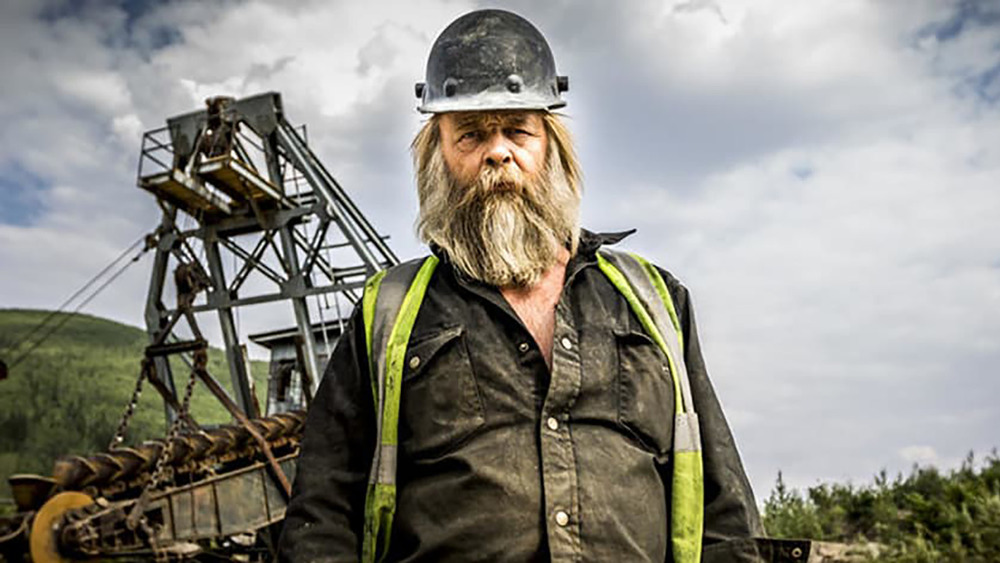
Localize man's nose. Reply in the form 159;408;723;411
483;132;513;167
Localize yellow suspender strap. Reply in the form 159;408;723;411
596;249;704;563
361;256;439;563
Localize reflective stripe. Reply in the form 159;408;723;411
595;252;685;413
362;256;439;563
674;412;700;453
630;253;683;350
597;250;693;415
380;258;438;447
370;265;415;401
375;444;398;484
362;270;387;488
596;249;704;563
363;270;387;395
364;260;429;487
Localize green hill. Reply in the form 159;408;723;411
0;309;269;504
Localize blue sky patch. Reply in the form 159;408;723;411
142;23;182;50
791;165;815;181
972;61;1000;103
913;0;1000;105
37;0;183;53
917;0;1000;43
39;0;160;25
0;163;48;227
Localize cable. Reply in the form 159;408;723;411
312;234;332;361
5;242;150;370
233;248;241;336
316;292;330;362
333;288;345;335
1;235;146;357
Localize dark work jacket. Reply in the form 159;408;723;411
278;229;764;562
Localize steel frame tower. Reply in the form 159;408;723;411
137;92;397;418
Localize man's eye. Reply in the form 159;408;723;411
459;131;479;142
507;128;531;137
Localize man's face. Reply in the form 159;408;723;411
437;111;548;188
415;109;580;288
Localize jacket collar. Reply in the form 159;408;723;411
575;228;635;258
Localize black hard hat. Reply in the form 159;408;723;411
415;9;568;113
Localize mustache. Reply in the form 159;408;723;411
459;165;526;201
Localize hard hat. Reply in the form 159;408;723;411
415;9;568;113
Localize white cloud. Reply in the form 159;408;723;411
899;445;940;466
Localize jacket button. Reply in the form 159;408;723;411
560;337;572;350
518;342;530;353
555;510;569;526
408;355;420;369
546;417;559;431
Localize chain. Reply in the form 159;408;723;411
150;364;198;489
126;350;203;561
108;359;151;450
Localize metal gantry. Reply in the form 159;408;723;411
137;92;397;419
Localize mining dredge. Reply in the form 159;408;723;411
0;92;397;561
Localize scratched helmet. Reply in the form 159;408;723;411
415;9;569;113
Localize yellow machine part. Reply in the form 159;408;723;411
29;491;94;563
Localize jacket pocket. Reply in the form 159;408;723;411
615;326;675;456
400;325;486;458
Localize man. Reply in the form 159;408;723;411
279;9;763;562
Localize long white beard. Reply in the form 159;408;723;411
417;144;581;288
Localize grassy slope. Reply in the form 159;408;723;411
0;309;269;502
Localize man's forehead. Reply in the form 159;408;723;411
445;110;543;130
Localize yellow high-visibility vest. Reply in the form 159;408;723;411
360;249;703;562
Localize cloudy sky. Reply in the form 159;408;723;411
1;0;999;498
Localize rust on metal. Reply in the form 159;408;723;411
52;410;304;497
8;475;56;512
